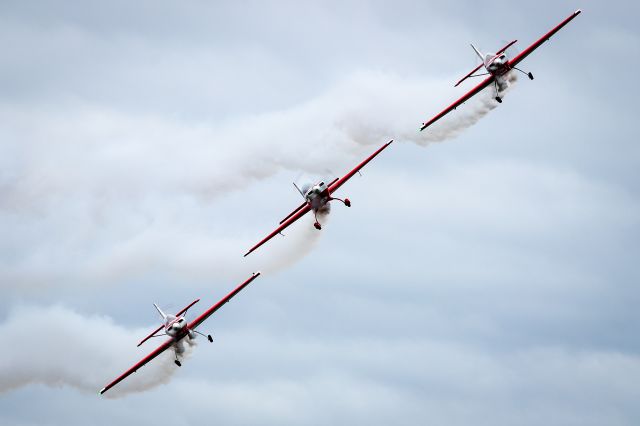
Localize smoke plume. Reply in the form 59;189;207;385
1;71;518;289
0;305;193;398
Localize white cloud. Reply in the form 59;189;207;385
3;303;638;425
1;69;515;290
0;304;188;397
0;1;638;425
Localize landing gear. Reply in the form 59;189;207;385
194;329;214;343
175;360;182;367
313;209;322;230
513;66;534;81
493;80;502;103
329;196;351;207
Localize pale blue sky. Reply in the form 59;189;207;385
0;1;638;425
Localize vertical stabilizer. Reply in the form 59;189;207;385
153;303;167;320
293;182;305;198
470;43;484;61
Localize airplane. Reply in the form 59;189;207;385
99;272;260;395
420;9;582;131
244;140;393;257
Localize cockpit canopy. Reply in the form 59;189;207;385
304;181;328;199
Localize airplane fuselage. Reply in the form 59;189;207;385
485;53;512;89
304;181;331;212
165;316;187;337
163;315;194;354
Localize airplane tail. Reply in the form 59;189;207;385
153;303;167;320
454;40;518;87
138;299;201;347
453;44;485;87
293;182;305;198
470;43;484;61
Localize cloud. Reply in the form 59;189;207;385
0;304;191;397
93;333;640;425
1;69;515;290
2;3;636;425
4;302;638;425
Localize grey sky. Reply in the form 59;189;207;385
1;1;639;425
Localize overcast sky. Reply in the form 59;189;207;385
1;1;639;425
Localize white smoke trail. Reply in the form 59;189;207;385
335;70;518;147
414;72;519;144
259;212;328;275
1;71;518;206
0;72;522;398
0;305;193;398
243;72;519;274
1;70;519;289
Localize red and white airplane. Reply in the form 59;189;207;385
99;272;260;395
244;140;393;257
420;9;582;131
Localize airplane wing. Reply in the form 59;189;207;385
328;140;393;194
244;203;311;257
187;272;260;330
508;9;581;69
420;75;494;131
279;201;308;225
99;338;173;395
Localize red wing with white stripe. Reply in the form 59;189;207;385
187;272;260;330
328;140;393;194
99;339;173;395
508;10;581;69
243;204;311;257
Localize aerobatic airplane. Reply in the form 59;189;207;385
420;9;582;131
244;140;393;257
99;272;260;395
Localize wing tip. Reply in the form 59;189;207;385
575;9;582;15
99;387;106;395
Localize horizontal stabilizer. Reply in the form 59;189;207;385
454;63;484;87
495;39;518;56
